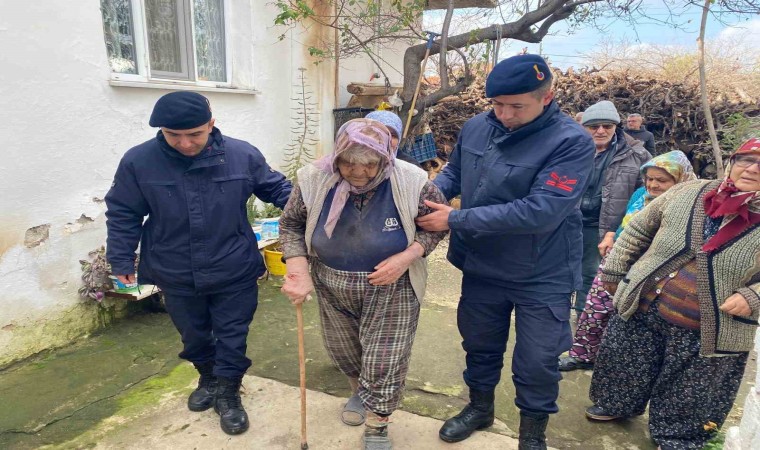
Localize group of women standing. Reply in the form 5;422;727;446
565;137;760;450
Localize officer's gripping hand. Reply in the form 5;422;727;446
719;293;752;317
415;200;453;232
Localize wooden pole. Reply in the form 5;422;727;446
296;302;308;450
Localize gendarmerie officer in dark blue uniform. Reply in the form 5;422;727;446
416;55;595;449
105;92;291;435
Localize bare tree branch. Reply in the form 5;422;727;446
439;1;455;89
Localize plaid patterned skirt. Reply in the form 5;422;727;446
311;258;420;415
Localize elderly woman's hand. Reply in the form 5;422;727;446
719;293;752;317
282;272;314;305
598;232;616;257
368;243;425;286
281;256;315;305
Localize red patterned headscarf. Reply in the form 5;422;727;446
702;138;760;252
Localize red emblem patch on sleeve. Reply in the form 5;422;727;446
546;172;577;192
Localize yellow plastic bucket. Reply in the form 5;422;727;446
264;249;287;276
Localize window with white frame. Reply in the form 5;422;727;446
100;0;228;83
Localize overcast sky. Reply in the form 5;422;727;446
424;1;760;69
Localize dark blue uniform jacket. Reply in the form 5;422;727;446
434;101;595;293
105;128;291;295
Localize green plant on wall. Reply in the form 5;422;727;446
246;67;317;224
283;67;318;181
246;198;282;223
79;246;112;302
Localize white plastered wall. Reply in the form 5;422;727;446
724;331;760;449
0;0;369;366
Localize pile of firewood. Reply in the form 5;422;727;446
425;69;760;178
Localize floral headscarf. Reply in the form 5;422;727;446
314;118;394;238
618;151;696;235
703;138;760;252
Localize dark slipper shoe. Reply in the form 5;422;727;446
558;356;594;372
341;393;365;426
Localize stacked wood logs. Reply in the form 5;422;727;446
425;69;760;178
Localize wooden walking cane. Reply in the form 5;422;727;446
296;298;309;449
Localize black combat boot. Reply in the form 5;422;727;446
214;376;249;435
187;361;217;412
518;412;548;450
438;389;495;443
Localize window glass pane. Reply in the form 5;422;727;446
145;0;183;73
100;0;137;74
194;0;226;82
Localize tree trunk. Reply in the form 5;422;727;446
438;1;455;89
697;0;724;175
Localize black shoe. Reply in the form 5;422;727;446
518;413;548;450
188;361;218;412
439;390;495;443
585;405;622;421
215;376;249;435
558;356;594;372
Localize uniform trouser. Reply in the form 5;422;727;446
458;275;572;416
162;286;259;378
590;301;748;450
310;259;420;416
576;226;601;312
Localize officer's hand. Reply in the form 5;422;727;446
415;201;453;232
116;274;136;285
602;281;618;295
282;272;315;305
719;293;752;317
598;232;616;257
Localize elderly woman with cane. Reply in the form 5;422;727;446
585;138;760;450
279;118;447;450
559;151;696;371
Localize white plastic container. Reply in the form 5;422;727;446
260;217;280;240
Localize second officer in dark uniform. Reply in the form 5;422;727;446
417;54;595;449
105;92;292;436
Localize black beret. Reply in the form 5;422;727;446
149;91;212;129
485;54;552;97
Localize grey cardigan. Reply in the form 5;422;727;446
598;131;652;238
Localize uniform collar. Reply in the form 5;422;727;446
156;127;226;170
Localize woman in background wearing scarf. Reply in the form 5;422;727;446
559;151;696;371
585;139;760;450
279;118;447;450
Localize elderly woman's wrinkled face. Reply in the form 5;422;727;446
644;167;676;198
729;154;760;192
336;146;383;187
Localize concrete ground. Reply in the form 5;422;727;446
0;242;755;449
